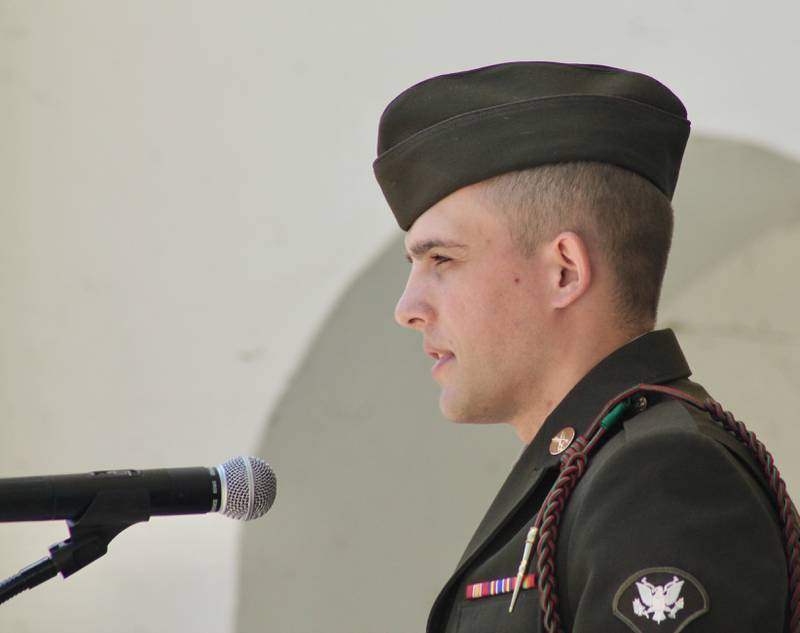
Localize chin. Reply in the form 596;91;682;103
438;390;468;422
438;390;503;425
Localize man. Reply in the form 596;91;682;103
373;62;792;632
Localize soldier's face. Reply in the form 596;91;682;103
395;183;555;427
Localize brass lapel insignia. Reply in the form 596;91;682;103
549;427;575;455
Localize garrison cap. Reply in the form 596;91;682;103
373;61;690;230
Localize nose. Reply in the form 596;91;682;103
394;274;433;330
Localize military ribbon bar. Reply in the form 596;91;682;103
465;573;536;599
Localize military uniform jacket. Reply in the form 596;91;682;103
428;329;788;633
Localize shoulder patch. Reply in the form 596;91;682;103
612;567;709;633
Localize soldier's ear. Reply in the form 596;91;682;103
547;231;592;310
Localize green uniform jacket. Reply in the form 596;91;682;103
429;329;788;633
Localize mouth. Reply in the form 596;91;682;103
427;349;455;375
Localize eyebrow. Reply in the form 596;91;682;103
404;239;468;262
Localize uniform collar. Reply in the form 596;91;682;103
452;328;690;572
525;328;690;470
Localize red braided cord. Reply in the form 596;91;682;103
534;384;799;633
536;442;591;633
636;385;799;632
701;397;800;633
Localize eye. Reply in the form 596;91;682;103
431;254;451;266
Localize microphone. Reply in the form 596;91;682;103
0;456;277;523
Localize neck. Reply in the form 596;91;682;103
509;324;646;444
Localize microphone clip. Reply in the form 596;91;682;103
51;487;151;578
0;488;152;604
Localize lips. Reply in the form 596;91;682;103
425;345;455;375
432;352;454;373
425;345;452;360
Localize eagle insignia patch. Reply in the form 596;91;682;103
612;567;709;633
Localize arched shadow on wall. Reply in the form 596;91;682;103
236;135;800;633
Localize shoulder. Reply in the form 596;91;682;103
583;393;772;500
606;391;720;453
556;393;788;632
567;394;780;536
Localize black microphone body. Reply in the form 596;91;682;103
0;467;222;523
0;457;274;603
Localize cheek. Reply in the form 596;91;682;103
441;267;538;347
486;280;546;352
493;273;536;318
465;283;528;349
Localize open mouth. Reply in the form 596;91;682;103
430;351;455;374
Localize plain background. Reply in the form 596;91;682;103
1;1;798;631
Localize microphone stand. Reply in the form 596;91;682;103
0;488;151;605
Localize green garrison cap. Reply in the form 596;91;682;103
373;61;690;230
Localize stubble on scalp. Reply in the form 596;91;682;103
474;162;675;332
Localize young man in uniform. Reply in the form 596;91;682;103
373;62;791;632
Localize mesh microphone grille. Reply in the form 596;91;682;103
219;456;277;521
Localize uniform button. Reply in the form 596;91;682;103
549;427;576;455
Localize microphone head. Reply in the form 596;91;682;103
216;456;277;521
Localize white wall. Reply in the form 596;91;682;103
0;1;797;631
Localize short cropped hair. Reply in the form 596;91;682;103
477;162;674;329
